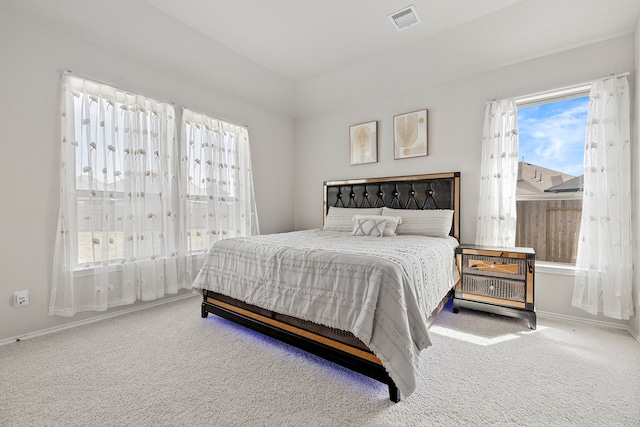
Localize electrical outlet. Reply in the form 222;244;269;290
14;290;29;306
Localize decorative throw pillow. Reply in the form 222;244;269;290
323;207;383;232
352;217;386;237
352;214;403;236
381;208;454;237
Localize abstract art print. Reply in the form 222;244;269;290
350;120;378;165
394;109;427;159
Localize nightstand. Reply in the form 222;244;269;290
454;244;536;329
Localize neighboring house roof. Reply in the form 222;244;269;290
545;175;584;192
516;162;576;195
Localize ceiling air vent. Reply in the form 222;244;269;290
388;5;421;31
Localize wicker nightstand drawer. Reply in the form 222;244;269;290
454;244;536;329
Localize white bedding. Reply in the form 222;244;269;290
192;229;459;398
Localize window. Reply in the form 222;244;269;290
68;78;177;268
181;109;259;253
515;89;589;264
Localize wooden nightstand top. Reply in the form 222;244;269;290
456;244;535;255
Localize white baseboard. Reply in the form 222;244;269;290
0;293;198;347
537;310;639;343
4;296;638;347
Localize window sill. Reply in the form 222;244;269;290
535;261;576;276
72;252;208;277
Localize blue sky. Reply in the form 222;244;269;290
517;96;589;177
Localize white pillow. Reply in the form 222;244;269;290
352;217;386;237
324;207;383;232
353;214;403;237
381;208;454;237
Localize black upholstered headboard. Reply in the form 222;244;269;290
323;172;460;240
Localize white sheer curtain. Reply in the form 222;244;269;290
572;75;633;320
50;74;188;317
180;109;259;254
475;99;519;247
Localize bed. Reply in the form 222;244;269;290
194;172;461;402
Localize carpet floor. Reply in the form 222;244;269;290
1;295;639;426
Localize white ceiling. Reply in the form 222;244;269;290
140;0;525;82
141;0;640;83
3;0;640;84
1;0;639;115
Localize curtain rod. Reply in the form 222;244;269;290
64;70;249;129
64;70;177;107
485;71;630;105
181;106;249;130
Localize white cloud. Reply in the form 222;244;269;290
518;99;588;175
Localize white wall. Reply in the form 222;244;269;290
0;9;295;342
294;35;636;327
632;16;640;339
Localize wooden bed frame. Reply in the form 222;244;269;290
200;172;460;402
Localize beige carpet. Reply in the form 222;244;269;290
1;295;639;426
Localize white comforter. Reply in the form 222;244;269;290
192;229;459;397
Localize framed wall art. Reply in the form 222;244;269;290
394;109;428;159
350;120;378;165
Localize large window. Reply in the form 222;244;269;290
515;90;589;264
51;75;258;316
66;84;259;267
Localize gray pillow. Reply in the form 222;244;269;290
352;217;386;237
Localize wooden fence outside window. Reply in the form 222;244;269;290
515;198;582;264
